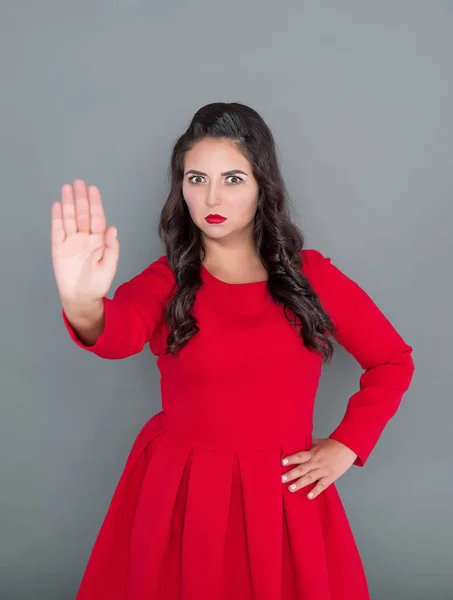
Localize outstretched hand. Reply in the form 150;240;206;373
281;437;358;499
51;179;120;303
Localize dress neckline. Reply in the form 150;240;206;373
200;264;268;287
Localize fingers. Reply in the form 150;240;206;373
61;183;77;236
88;185;107;235
281;461;317;486
282;464;331;497
282;466;321;489
58;180;107;237
281;450;312;466
51;201;65;247
100;225;120;271
306;478;330;499
281;449;332;498
73;179;90;232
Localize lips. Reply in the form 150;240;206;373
205;214;227;224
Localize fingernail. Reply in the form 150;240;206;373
308;492;314;499
289;484;296;491
282;459;288;465
281;475;287;482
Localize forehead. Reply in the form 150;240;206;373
184;138;250;169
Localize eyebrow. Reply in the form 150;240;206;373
184;169;248;177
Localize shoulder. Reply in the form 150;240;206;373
299;247;370;319
300;248;329;268
299;248;354;308
147;255;175;280
299;248;332;287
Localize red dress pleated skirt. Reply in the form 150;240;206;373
76;411;370;599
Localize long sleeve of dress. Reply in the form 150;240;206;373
302;248;415;467
61;256;175;359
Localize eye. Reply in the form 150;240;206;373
226;175;243;184
188;175;205;184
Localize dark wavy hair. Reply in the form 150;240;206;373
158;102;336;362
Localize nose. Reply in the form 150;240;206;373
205;182;222;207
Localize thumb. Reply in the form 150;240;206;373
101;226;120;271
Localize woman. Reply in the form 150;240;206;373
51;102;415;599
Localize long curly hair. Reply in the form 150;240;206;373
158;102;336;362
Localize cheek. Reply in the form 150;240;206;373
235;193;259;216
240;183;259;210
182;186;201;212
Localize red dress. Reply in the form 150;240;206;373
62;248;415;599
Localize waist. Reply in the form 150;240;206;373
159;409;313;453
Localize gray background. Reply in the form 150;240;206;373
1;1;451;598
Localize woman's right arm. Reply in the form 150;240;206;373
52;180;174;359
61;296;105;347
61;258;174;359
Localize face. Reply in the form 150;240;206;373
182;137;259;243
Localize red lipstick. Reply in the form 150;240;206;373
205;214;227;224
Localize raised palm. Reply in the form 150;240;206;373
51;179;119;303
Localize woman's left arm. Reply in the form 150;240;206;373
303;248;416;467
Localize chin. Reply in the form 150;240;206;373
199;223;232;239
203;229;230;239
